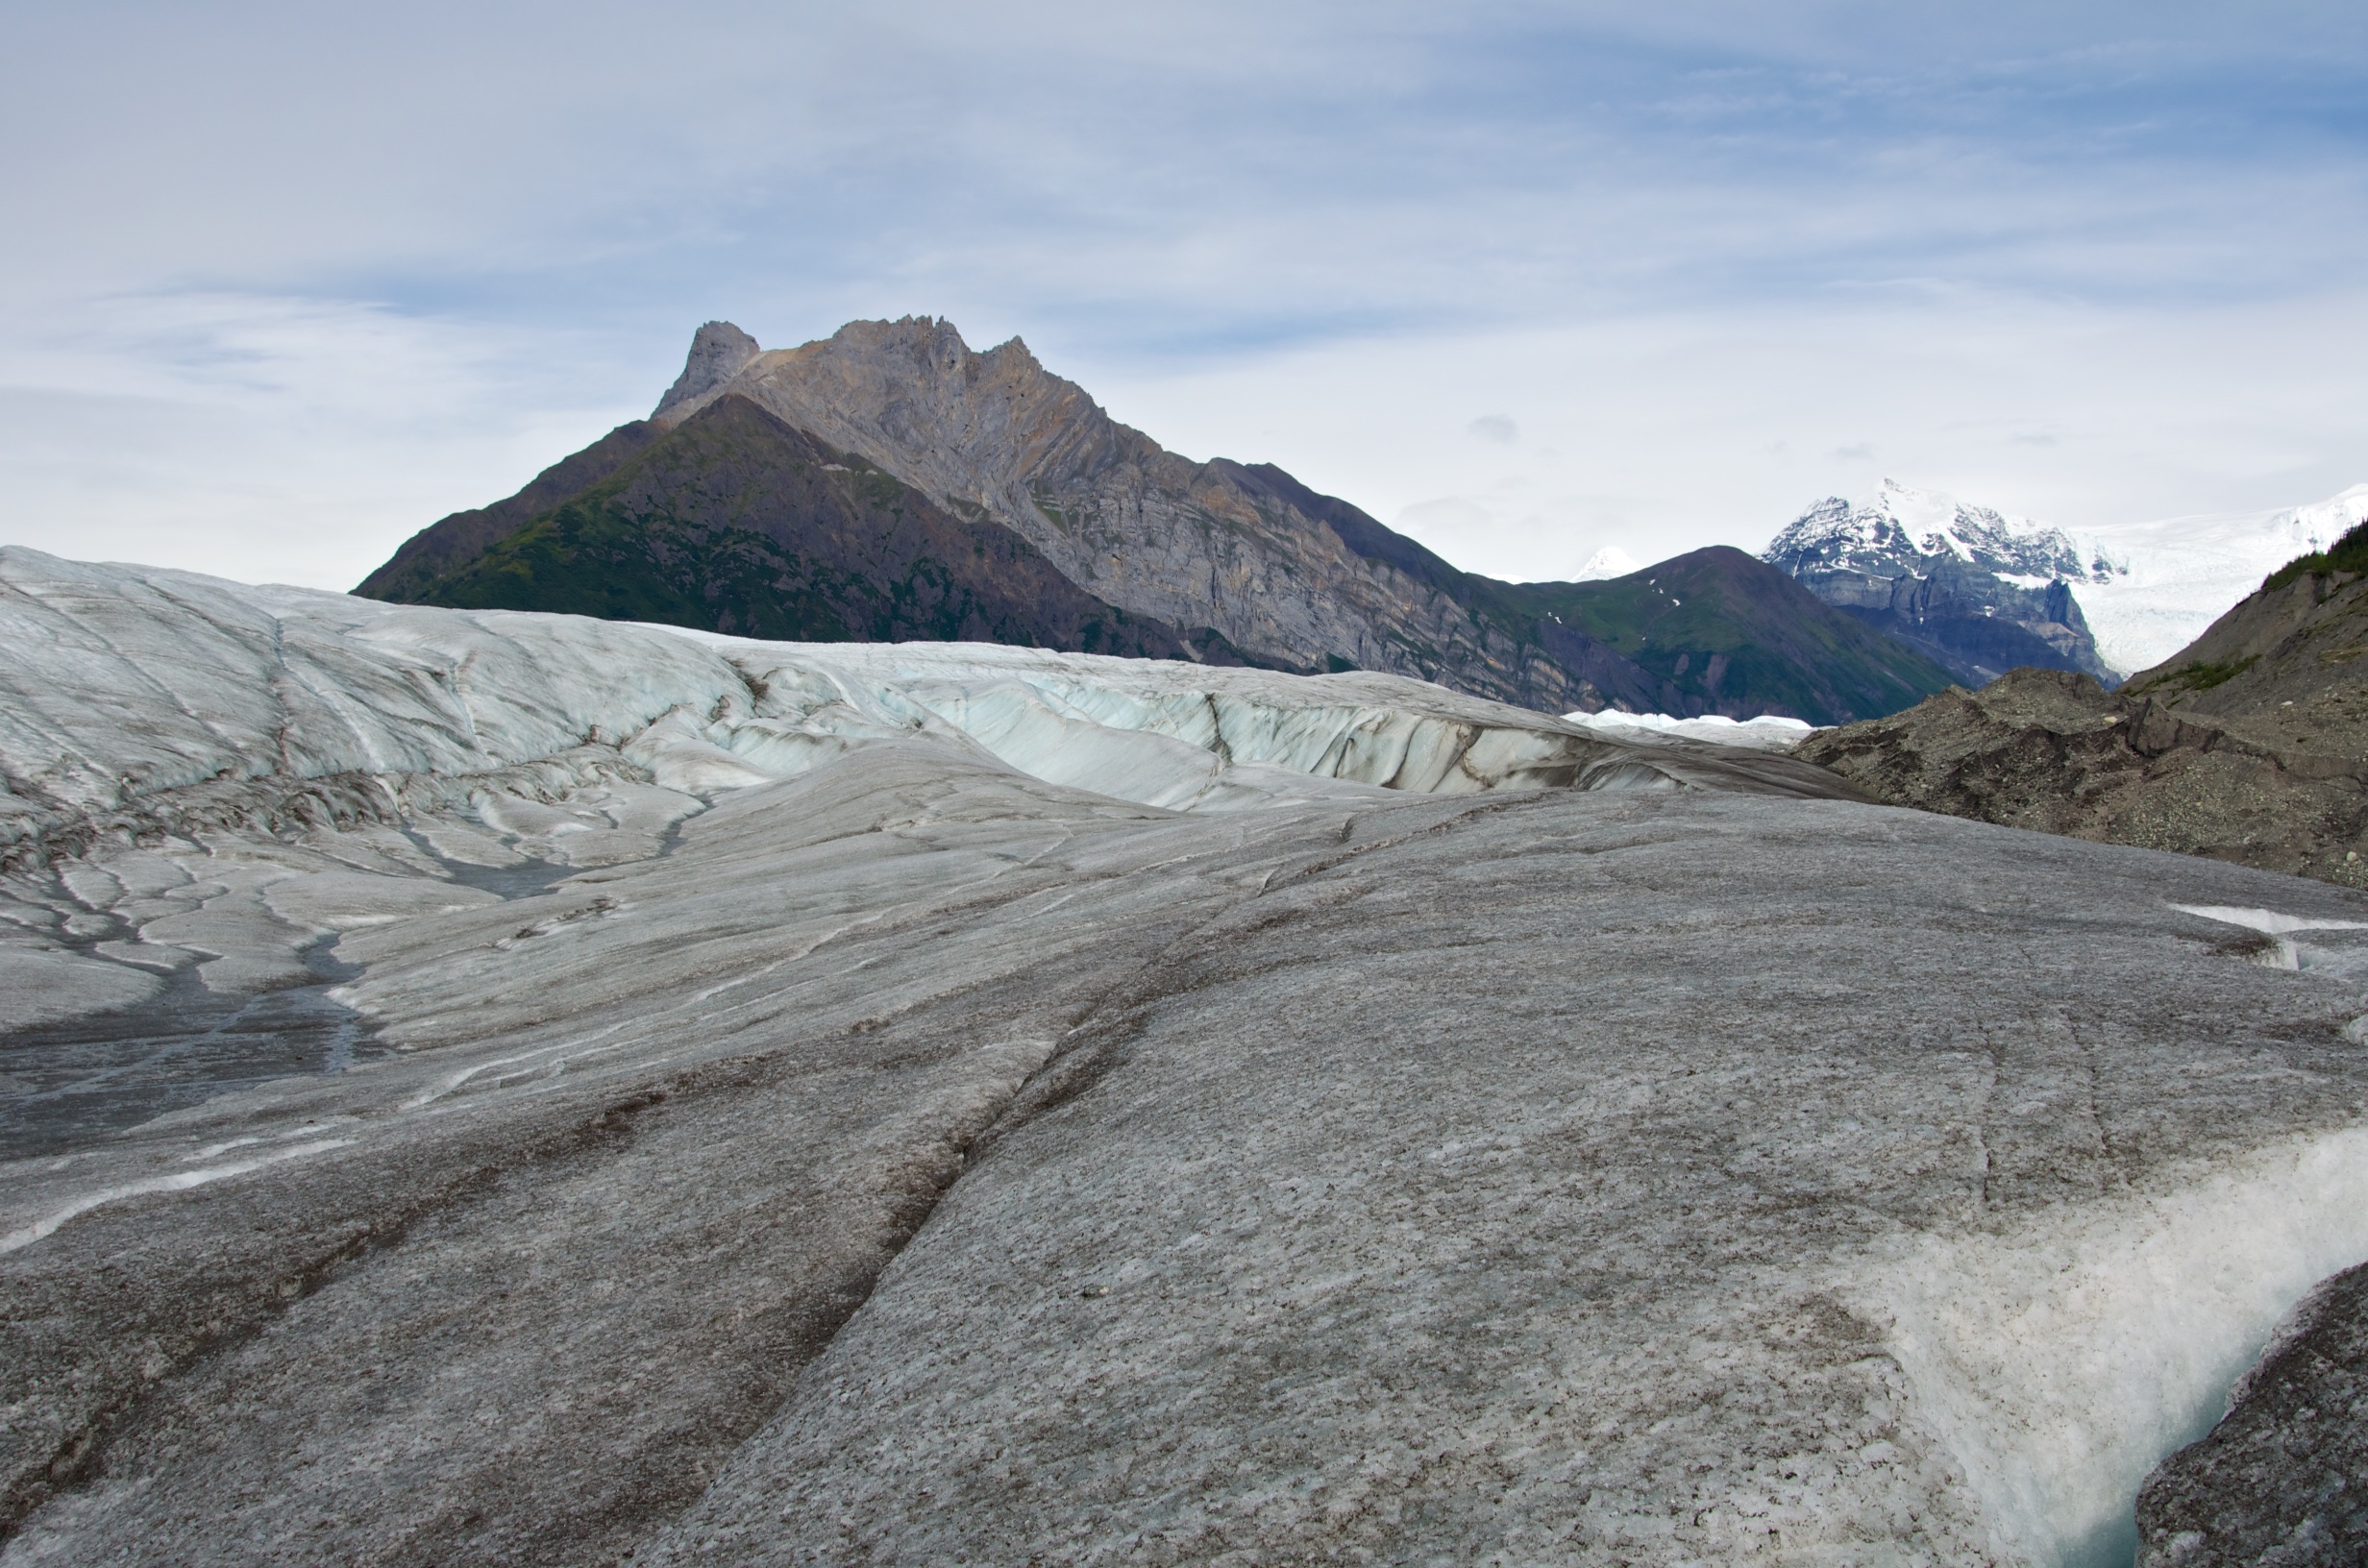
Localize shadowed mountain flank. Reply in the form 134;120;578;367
360;395;1206;658
362;318;1957;723
359;421;665;604
1800;522;2368;887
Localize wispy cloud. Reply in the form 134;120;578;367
1;1;2361;585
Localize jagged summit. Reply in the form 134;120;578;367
1767;478;2368;678
652;315;1131;518
653;320;761;418
1767;478;2121;587
1764;478;2117;685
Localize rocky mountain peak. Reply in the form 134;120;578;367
647;315;1150;541
1764;478;2116;685
1767;478;2116;586
364;314;1962;723
653;320;762;418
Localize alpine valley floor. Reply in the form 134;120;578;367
2;552;2366;1566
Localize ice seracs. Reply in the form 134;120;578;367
0;545;1853;1044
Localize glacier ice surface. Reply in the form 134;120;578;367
2;550;2366;1566
2075;484;2368;675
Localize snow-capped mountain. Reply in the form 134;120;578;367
1766;478;2119;590
1764;479;2114;686
1766;478;2368;679
1573;545;1641;580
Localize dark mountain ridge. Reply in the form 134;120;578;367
365;421;664;603
389;396;1209;658
1486;549;1960;724
361;318;1959;724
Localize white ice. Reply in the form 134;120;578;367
1865;1127;2368;1568
1;548;1802;1017
2075;483;2368;675
0;547;1741;849
1562;708;1818;751
2169;902;2368;974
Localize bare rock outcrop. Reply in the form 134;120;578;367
624;317;1952;721
1799;562;2368;886
362;318;1958;723
657;317;1610;706
653;319;762;417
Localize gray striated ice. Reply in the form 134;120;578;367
1;550;2364;1566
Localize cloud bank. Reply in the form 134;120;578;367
1;0;2361;585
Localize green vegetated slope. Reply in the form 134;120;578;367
359;421;663;605
378;396;1191;657
2262;514;2368;594
1233;460;1953;722
1479;548;1961;724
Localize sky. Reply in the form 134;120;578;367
1;0;2363;588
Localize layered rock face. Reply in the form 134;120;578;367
1798;545;2368;887
1765;480;2118;686
4;551;2368;1565
652;318;1576;700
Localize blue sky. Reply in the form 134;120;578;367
2;0;2363;585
